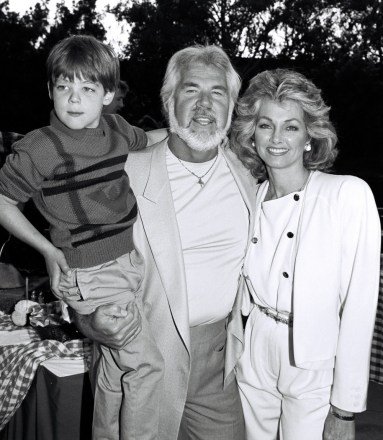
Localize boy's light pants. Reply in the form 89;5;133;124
236;307;333;440
59;251;164;440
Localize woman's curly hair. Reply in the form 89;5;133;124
231;69;338;180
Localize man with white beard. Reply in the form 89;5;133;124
74;45;257;439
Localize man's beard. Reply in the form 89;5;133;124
168;102;231;152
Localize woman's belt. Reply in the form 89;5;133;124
254;303;293;327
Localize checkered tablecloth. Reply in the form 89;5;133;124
370;254;383;384
0;314;91;430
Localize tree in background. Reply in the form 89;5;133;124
111;0;383;63
336;0;383;63
0;1;49;132
110;0;287;125
0;0;382;200
42;0;106;53
111;0;284;60
109;0;383;191
0;0;107;133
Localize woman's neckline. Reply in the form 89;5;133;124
263;170;313;202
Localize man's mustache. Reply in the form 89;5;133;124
193;110;216;121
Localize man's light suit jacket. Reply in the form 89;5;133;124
126;139;257;439
242;171;381;413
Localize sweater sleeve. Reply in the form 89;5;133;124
0;134;48;203
330;177;381;412
112;114;147;151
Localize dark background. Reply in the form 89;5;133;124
1;0;382;207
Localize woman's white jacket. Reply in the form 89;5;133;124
243;171;381;412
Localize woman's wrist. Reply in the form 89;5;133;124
330;405;355;421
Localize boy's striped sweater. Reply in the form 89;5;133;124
0;112;147;268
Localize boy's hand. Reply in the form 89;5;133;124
43;247;71;296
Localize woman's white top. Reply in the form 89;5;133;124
243;182;307;314
241;170;381;412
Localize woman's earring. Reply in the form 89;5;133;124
304;141;312;152
251;141;255;147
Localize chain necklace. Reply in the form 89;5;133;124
177;153;219;188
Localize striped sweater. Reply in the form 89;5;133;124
0;112;147;268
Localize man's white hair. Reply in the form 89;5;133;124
160;45;241;123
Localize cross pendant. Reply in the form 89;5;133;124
197;178;205;187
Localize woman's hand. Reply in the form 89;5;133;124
73;301;142;349
323;407;355;440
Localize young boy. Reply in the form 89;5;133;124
0;35;163;440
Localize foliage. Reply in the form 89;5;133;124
109;0;383;64
0;1;50;132
0;0;108;133
0;0;382;200
263;0;383;64
41;0;106;55
336;0;383;63
111;0;279;60
0;1;49;53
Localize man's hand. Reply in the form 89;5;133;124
323;407;355;440
73;301;142;350
43;246;70;296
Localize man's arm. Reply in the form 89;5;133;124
0;194;70;294
72;301;142;350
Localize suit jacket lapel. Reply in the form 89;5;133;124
128;141;191;352
128;142;257;363
221;145;258;385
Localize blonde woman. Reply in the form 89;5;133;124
231;69;381;440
